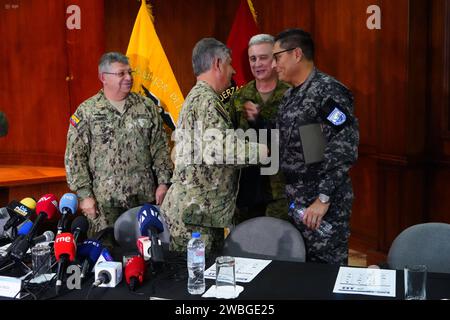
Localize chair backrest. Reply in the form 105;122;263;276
114;205;170;251
222;217;306;262
387;222;450;273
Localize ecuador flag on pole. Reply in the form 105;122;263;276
126;0;184;129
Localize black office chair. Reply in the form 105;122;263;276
222;216;306;262
387;222;450;273
113;205;170;252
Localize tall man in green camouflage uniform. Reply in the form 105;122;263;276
228;34;290;222
65;52;173;238
273;29;359;265
161;38;267;254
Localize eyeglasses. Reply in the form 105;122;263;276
273;47;297;62
102;70;135;78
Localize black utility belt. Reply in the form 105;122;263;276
284;170;319;185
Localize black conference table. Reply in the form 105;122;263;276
47;256;450;301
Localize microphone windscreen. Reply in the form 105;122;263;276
20;197;36;210
137;203;164;236
54;232;76;261
125;256;145;285
71;215;89;234
43;230;55;242
59;193;78;215
36;194;59;221
17;220;33;235
77;240;103;263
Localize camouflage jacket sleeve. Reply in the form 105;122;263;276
64;105;93;199
318;83;359;196
195;96;260;168
228;80;290;131
146;100;173;185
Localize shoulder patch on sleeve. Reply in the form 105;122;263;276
327;107;347;126
321;98;348;128
70;114;81;128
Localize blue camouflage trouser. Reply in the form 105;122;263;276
285;179;353;265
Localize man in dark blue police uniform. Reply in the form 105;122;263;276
273;29;359;265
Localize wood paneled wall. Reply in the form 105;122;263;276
1;0;449;261
0;0;104;166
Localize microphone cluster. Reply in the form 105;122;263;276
2;196;169;297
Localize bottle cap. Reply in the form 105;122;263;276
192;232;201;238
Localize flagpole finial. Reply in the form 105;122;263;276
247;0;258;23
140;0;154;23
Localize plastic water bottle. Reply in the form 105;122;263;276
187;232;205;294
289;202;333;237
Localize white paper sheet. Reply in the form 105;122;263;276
205;257;271;283
333;266;396;297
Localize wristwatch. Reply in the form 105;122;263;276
318;193;330;204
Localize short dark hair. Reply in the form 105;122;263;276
274;29;314;61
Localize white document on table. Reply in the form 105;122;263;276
205;257;271;283
333;266;396;297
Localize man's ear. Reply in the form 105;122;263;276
294;47;303;62
214;58;222;72
99;72;106;84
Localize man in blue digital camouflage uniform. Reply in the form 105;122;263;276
273;29;359;265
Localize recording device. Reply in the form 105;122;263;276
57;193;78;234
137;204;165;264
0;220;33;247
93;261;122;288
124;255;145;291
1;207;10;236
77;240;103;279
70;215;89;243
9;194;58;261
54;232;76;294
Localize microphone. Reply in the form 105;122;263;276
0;220;33;247
77;240;103;279
137;203;164;236
124;255;145;291
3;197;36;232
10;194;58;261
137;204;165;264
57;193;78;234
70;215;89;243
54;232;76;294
32;230;55;245
93;261;122;288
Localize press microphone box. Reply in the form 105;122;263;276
94;261;122;288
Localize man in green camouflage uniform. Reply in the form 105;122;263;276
228;34;290;223
161;38;266;254
65;52;173;239
274;29;359;265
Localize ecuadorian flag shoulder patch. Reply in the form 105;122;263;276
70;114;80;128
